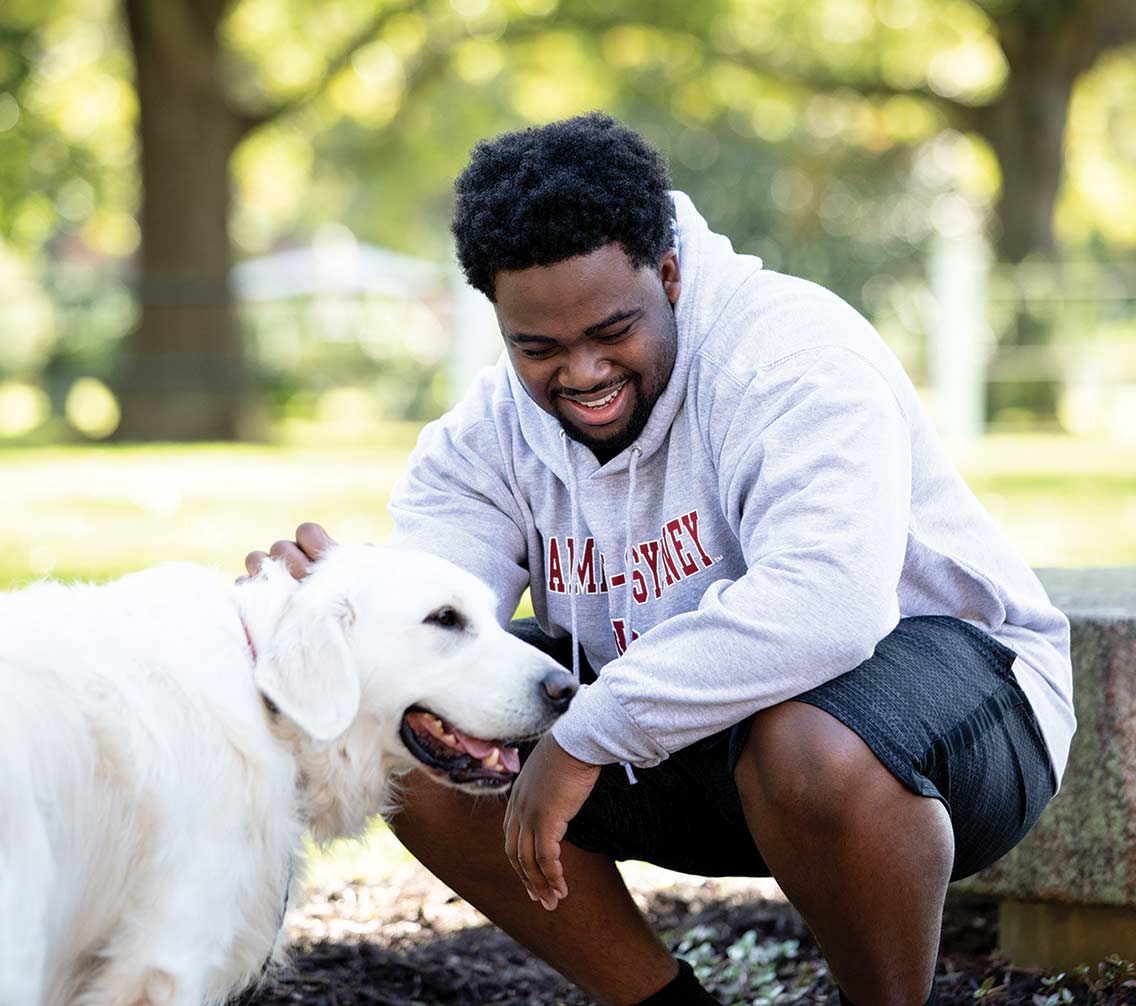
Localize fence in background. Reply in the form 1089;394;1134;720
1;241;1134;441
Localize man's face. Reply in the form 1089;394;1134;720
493;243;681;462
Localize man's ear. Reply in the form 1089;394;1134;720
254;590;360;741
659;248;681;306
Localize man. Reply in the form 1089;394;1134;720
254;113;1073;1006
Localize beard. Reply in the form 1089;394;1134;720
556;376;656;462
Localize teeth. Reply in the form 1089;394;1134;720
483;749;500;769
580;385;623;409
441;732;458;747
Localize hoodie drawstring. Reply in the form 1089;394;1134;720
621;446;642;785
560;432;640;785
623;445;641;644
558;431;582;684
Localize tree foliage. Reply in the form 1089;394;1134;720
1;0;1134;437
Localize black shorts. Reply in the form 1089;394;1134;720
509;615;1057;883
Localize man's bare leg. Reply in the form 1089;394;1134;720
388;770;680;1006
733;701;953;1006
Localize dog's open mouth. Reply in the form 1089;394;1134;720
400;707;523;789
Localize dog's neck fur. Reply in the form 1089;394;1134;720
228;564;400;844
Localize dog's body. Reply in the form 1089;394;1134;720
0;545;573;1006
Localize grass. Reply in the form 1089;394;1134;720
0;429;1132;590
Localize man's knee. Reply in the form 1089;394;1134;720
732;700;889;830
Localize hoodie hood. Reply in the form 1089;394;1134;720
504;191;764;482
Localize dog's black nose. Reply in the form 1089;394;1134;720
541;670;579;713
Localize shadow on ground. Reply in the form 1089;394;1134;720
232;868;1136;1006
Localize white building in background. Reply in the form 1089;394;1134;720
231;224;501;405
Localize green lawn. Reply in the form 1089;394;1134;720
1;429;1132;590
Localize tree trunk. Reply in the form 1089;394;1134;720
970;2;1108;422
981;76;1071;265
115;0;246;441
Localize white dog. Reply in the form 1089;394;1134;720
0;544;576;1006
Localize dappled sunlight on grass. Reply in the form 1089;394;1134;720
949;433;1136;567
0;429;1130;589
303;817;417;890
0;433;420;587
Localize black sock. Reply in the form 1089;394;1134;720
634;958;721;1006
839;981;937;1006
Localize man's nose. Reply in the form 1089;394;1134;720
560;345;611;392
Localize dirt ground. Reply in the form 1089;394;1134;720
233;862;1136;1006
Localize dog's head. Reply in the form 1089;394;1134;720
252;544;576;799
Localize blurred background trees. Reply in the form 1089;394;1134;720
1;0;1134;442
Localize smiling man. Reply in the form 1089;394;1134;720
261;113;1074;1006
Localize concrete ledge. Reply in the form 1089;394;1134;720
999;900;1136;971
951;568;1136;964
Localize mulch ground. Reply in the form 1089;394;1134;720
233;863;1136;1006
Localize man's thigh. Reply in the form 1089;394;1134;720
728;615;1057;881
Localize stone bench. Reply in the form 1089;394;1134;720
950;567;1136;969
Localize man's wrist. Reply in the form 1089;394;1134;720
546;734;595;769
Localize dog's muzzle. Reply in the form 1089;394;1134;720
400;708;525;791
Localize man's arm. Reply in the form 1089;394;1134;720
387;414;531;626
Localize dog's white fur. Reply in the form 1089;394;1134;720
0;544;568;1006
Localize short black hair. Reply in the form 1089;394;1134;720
451;112;674;301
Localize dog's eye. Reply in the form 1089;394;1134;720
424;606;464;631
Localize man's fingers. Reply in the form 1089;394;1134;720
240;524;333;584
518;827;559;910
269;539;314;580
243;550;269;577
295;522;336;562
502;810;531;895
535;840;567;901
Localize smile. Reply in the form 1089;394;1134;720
558;380;630;426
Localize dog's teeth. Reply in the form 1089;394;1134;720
441;732;458;747
483;749;500;769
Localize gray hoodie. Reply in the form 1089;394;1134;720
388;192;1075;787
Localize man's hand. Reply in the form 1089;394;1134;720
241;522;337;582
502;734;600;911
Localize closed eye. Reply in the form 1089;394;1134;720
594;324;632;343
516;345;557;360
424;606;465;631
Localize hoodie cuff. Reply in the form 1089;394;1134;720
551;677;669;768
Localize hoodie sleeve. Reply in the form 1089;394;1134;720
552;347;913;767
388;415;531;627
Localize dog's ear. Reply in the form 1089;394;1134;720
254;589;360;741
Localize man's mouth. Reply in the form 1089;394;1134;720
557;380;630;427
400;707;522;790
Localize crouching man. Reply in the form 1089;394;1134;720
253;113;1073;1006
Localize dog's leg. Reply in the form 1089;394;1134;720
77;847;248;1006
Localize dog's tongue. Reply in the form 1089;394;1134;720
451;727;521;773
